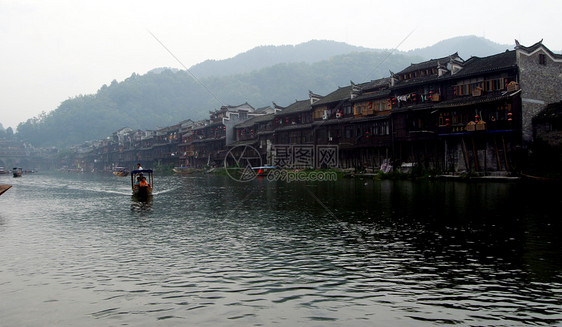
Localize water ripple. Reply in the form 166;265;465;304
0;174;560;326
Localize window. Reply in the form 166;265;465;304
353;105;361;116
375;100;387;112
457;84;469;96
313;110;324;120
539;54;547;65
289;131;301;144
492;79;502;90
471;82;483;92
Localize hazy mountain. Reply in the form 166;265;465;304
188;40;379;78
188;36;514;79
406;35;513;60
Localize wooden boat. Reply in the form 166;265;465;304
521;173;560;182
0;167;9;175
12;167;23;178
0;185;12;196
113;167;129;177
131;169;153;199
173;166;195;174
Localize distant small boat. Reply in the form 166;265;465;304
131;169;153;199
12;167;23;178
0;167;9;175
59;167;84;173
113;167;129;177
173;167;195;174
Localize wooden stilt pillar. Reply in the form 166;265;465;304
502;136;510;171
472;136;479;172
494;136;502;171
461;137;470;171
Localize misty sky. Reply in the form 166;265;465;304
1;0;560;130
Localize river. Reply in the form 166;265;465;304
0;172;560;326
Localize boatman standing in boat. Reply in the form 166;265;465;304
137;163;143;170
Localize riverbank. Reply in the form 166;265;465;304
202;167;536;183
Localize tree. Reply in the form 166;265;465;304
5;127;14;140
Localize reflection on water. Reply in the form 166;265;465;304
131;195;153;213
0;172;560;326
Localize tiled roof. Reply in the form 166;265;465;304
361;77;390;91
516;39;562;60
276;99;311;116
220;102;255;111
397;53;460;75
311;114;390;126
454;50;517;77
275;123;313;131
390;102;434;113
191;136;225;144
229;139;258;146
392;73;442;88
313;84;359;106
433;89;520;109
235;113;275;128
389;90;521;113
193;121;221;131
352;89;392;102
393;50;517;89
